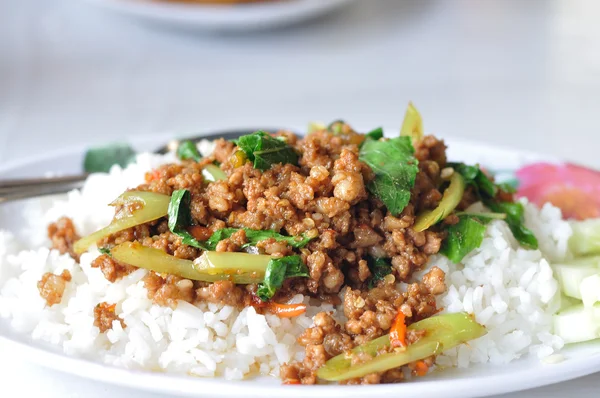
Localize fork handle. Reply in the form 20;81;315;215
0;175;87;203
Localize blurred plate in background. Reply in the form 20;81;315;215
80;0;355;32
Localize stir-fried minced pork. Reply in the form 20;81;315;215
44;123;482;385
94;302;125;333
47;217;80;261
37;270;72;306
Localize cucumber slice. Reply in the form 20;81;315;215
554;304;600;344
553;258;600;299
580;274;600;308
570;219;600;256
559;294;581;312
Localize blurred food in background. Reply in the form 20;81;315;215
158;0;279;4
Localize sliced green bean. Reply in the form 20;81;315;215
193;251;271;276
317;312;486;381
202;164;227;182
111;242;267;283
400;102;424;143
74;191;171;254
413;172;466;232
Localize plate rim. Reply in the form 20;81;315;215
80;0;356;29
0;135;593;398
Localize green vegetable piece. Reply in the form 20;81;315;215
256;255;309;301
327;120;346;135
74;191;171;254
176;141;226;181
308;122;326;133
485;200;538;249
84;143;136;173
317;312;486;381
399;102;424;142
569;219;600;257
441;215;490;263
165;191;315;252
367;256;392;288
202;164;227;182
98;247;112;256
110;242;265;283
413;172;466;232
450;163;497;198
364;127;383;142
234;131;298;171
168;189;208;250
193;251;273;283
242;229;312;249
177;140;202;162
497;181;518;194
201;228;313;252
359;136;419;216
454;212;506;220
450;162;537;250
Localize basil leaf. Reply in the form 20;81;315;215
243;229;312;249
367;256;392;288
364;127;383;142
485;200;538;250
497;181;518;194
454;212;507;220
203;228;313;251
84;143;136;173
450;162;538;251
450;163;497;197
441;216;490;263
201;228;235;250
234;131;298;171
98;247;112;256
177;141;202;162
168;189;208;250
256;255;308;301
359;136;419;215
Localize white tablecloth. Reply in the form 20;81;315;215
1;0;599;396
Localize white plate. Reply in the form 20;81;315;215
81;0;356;32
1;133;599;398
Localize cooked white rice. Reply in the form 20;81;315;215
0;145;572;379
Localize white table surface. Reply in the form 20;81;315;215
1;0;600;396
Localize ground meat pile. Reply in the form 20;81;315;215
43;124;471;384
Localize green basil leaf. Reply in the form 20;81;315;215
98;247;112;256
450;163;479;182
440;216;489;263
257;255;308;301
364;127;384;142
454;212;507;221
202;228;236;251
234;131;298;171
243;229;312;249
169;191;313;252
177;141;202;162
450;163;497;198
366;256;392;288
359;136;419;215
497;181;518;194
485;200;538;250
203;228;313;252
450;162;538;251
168;189;209;250
84;143;136;173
